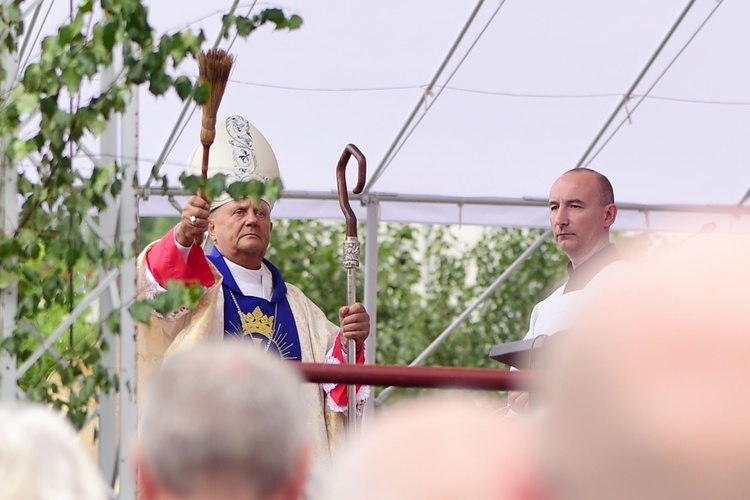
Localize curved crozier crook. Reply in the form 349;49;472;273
336;144;367;238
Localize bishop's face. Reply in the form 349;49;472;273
208;199;273;270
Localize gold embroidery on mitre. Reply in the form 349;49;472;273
239;306;275;344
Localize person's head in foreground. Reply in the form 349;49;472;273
135;342;311;500
0;403;109;500
326;393;547;500
541;232;750;500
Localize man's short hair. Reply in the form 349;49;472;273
565;168;615;206
139;342;309;497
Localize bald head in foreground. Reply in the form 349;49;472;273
542;232;750;500
326;394;546;500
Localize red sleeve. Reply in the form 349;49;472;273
145;227;215;288
328;332;366;407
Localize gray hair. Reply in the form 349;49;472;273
139;342;309;497
0;404;109;500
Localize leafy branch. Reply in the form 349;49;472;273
0;0;302;428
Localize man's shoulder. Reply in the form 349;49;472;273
284;282;304;296
537;281;568;305
283;282;314;306
588;258;630;289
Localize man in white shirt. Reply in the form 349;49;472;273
508;168;620;414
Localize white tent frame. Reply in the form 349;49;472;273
2;0;750;498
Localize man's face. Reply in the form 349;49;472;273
548;171;615;266
208;199;273;269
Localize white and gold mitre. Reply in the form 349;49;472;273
187;115;280;211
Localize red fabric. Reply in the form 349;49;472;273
328;332;365;407
145;227;215;288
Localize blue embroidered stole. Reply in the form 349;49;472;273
207;249;302;361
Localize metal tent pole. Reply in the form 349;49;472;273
98;50;139;499
0;132;18;405
97;62;120;487
362;196;380;423
117;80;139;500
0;0;20;403
364;0;487;192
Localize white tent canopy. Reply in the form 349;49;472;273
5;3;749;495
135;0;750;233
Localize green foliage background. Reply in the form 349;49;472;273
269;221;566;367
141;218;567;400
0;0;302;427
2;0;651;422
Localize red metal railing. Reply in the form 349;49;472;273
296;363;535;391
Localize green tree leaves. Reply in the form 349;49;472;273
222;9;303;39
265;220;565;400
128;280;203;324
0;1;303;428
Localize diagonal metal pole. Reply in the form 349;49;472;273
378;0;701;406
376;229;552;405
17;269;119;377
363;0;486;193
571;0;698;171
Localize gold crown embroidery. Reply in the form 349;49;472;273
228;291;293;360
239;306;275;340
